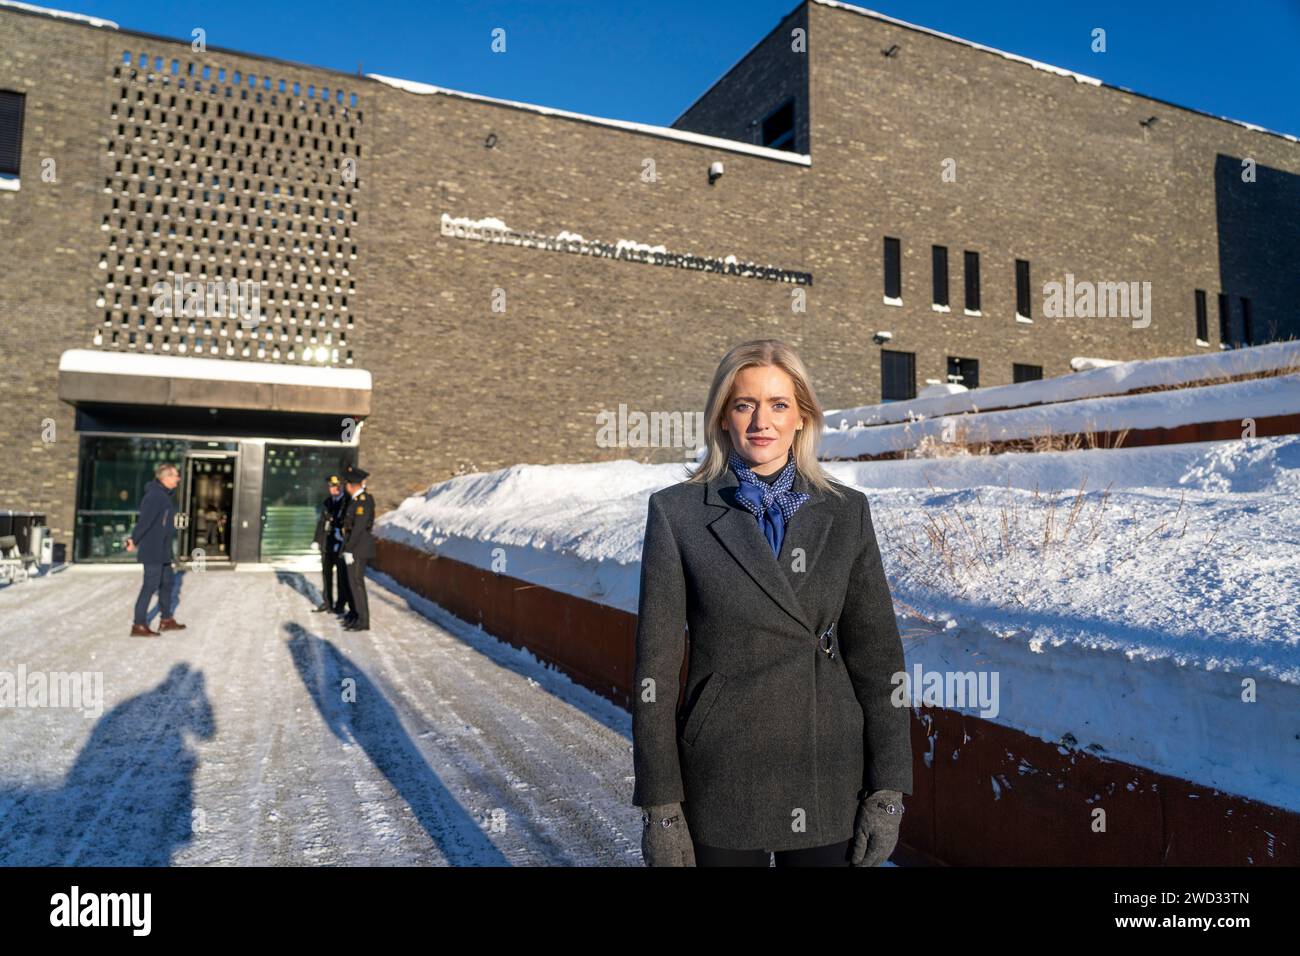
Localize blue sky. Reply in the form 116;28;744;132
43;0;1300;137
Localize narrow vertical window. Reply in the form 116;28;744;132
932;245;949;309
0;90;26;178
883;237;901;304
1240;297;1253;346
881;350;915;401
964;251;980;314
1194;290;1208;342
1217;293;1231;347
1015;259;1031;321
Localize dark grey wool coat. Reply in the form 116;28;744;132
631;464;913;852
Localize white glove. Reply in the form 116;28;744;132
342;551;354;565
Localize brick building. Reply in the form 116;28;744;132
2;0;1297;562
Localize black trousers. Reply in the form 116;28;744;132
345;554;369;626
321;546;349;609
133;562;175;625
692;838;853;867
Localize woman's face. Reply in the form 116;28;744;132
721;364;803;475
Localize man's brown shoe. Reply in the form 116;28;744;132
130;624;159;637
159;618;187;631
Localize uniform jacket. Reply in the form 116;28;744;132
313;492;351;550
341;490;376;561
631;464;912;852
128;478;177;565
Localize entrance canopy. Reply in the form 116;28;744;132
57;349;371;417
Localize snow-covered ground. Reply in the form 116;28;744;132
0;567;639;865
378;435;1300;813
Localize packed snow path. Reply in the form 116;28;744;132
0;567;640;865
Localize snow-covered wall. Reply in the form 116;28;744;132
820;371;1300;459
825;340;1300;429
377;436;1300;812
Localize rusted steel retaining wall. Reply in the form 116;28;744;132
374;537;1297;866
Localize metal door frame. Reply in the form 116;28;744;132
179;451;240;563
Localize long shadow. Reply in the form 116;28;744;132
0;663;215;865
283;622;512;865
367;570;633;741
276;568;323;606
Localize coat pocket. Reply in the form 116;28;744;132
679;671;727;747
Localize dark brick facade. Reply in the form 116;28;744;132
2;1;1297;552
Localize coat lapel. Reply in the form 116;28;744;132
703;465;833;633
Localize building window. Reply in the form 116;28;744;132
1218;293;1231;347
761;98;795;151
964;250;981;314
883;236;901;304
1015;259;1032;321
881;349;915;402
0;89;26;178
1194;289;1209;342
932;245;949;309
1240;296;1253;346
947;356;979;389
1013;363;1042;383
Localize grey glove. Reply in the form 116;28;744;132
849;789;904;867
639;802;696;867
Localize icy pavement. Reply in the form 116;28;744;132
0;566;640;865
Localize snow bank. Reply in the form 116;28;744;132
377;435;1300;811
820;372;1300;459
827;341;1300;429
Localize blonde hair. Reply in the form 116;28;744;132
685;339;844;498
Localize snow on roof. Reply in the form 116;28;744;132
58;348;372;390
813;0;1101;85
814;0;1300;144
0;0;117;28
367;73;812;166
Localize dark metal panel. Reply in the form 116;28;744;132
233;442;264;563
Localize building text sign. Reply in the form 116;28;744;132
441;214;812;286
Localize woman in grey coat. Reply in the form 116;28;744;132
632;339;912;866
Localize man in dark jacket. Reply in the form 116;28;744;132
339;465;374;632
125;462;186;637
312;474;351;614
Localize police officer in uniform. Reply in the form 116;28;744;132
312;474;351;614
340;465;375;632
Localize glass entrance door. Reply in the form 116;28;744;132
181;454;237;562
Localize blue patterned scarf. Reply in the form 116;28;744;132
727;447;810;557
